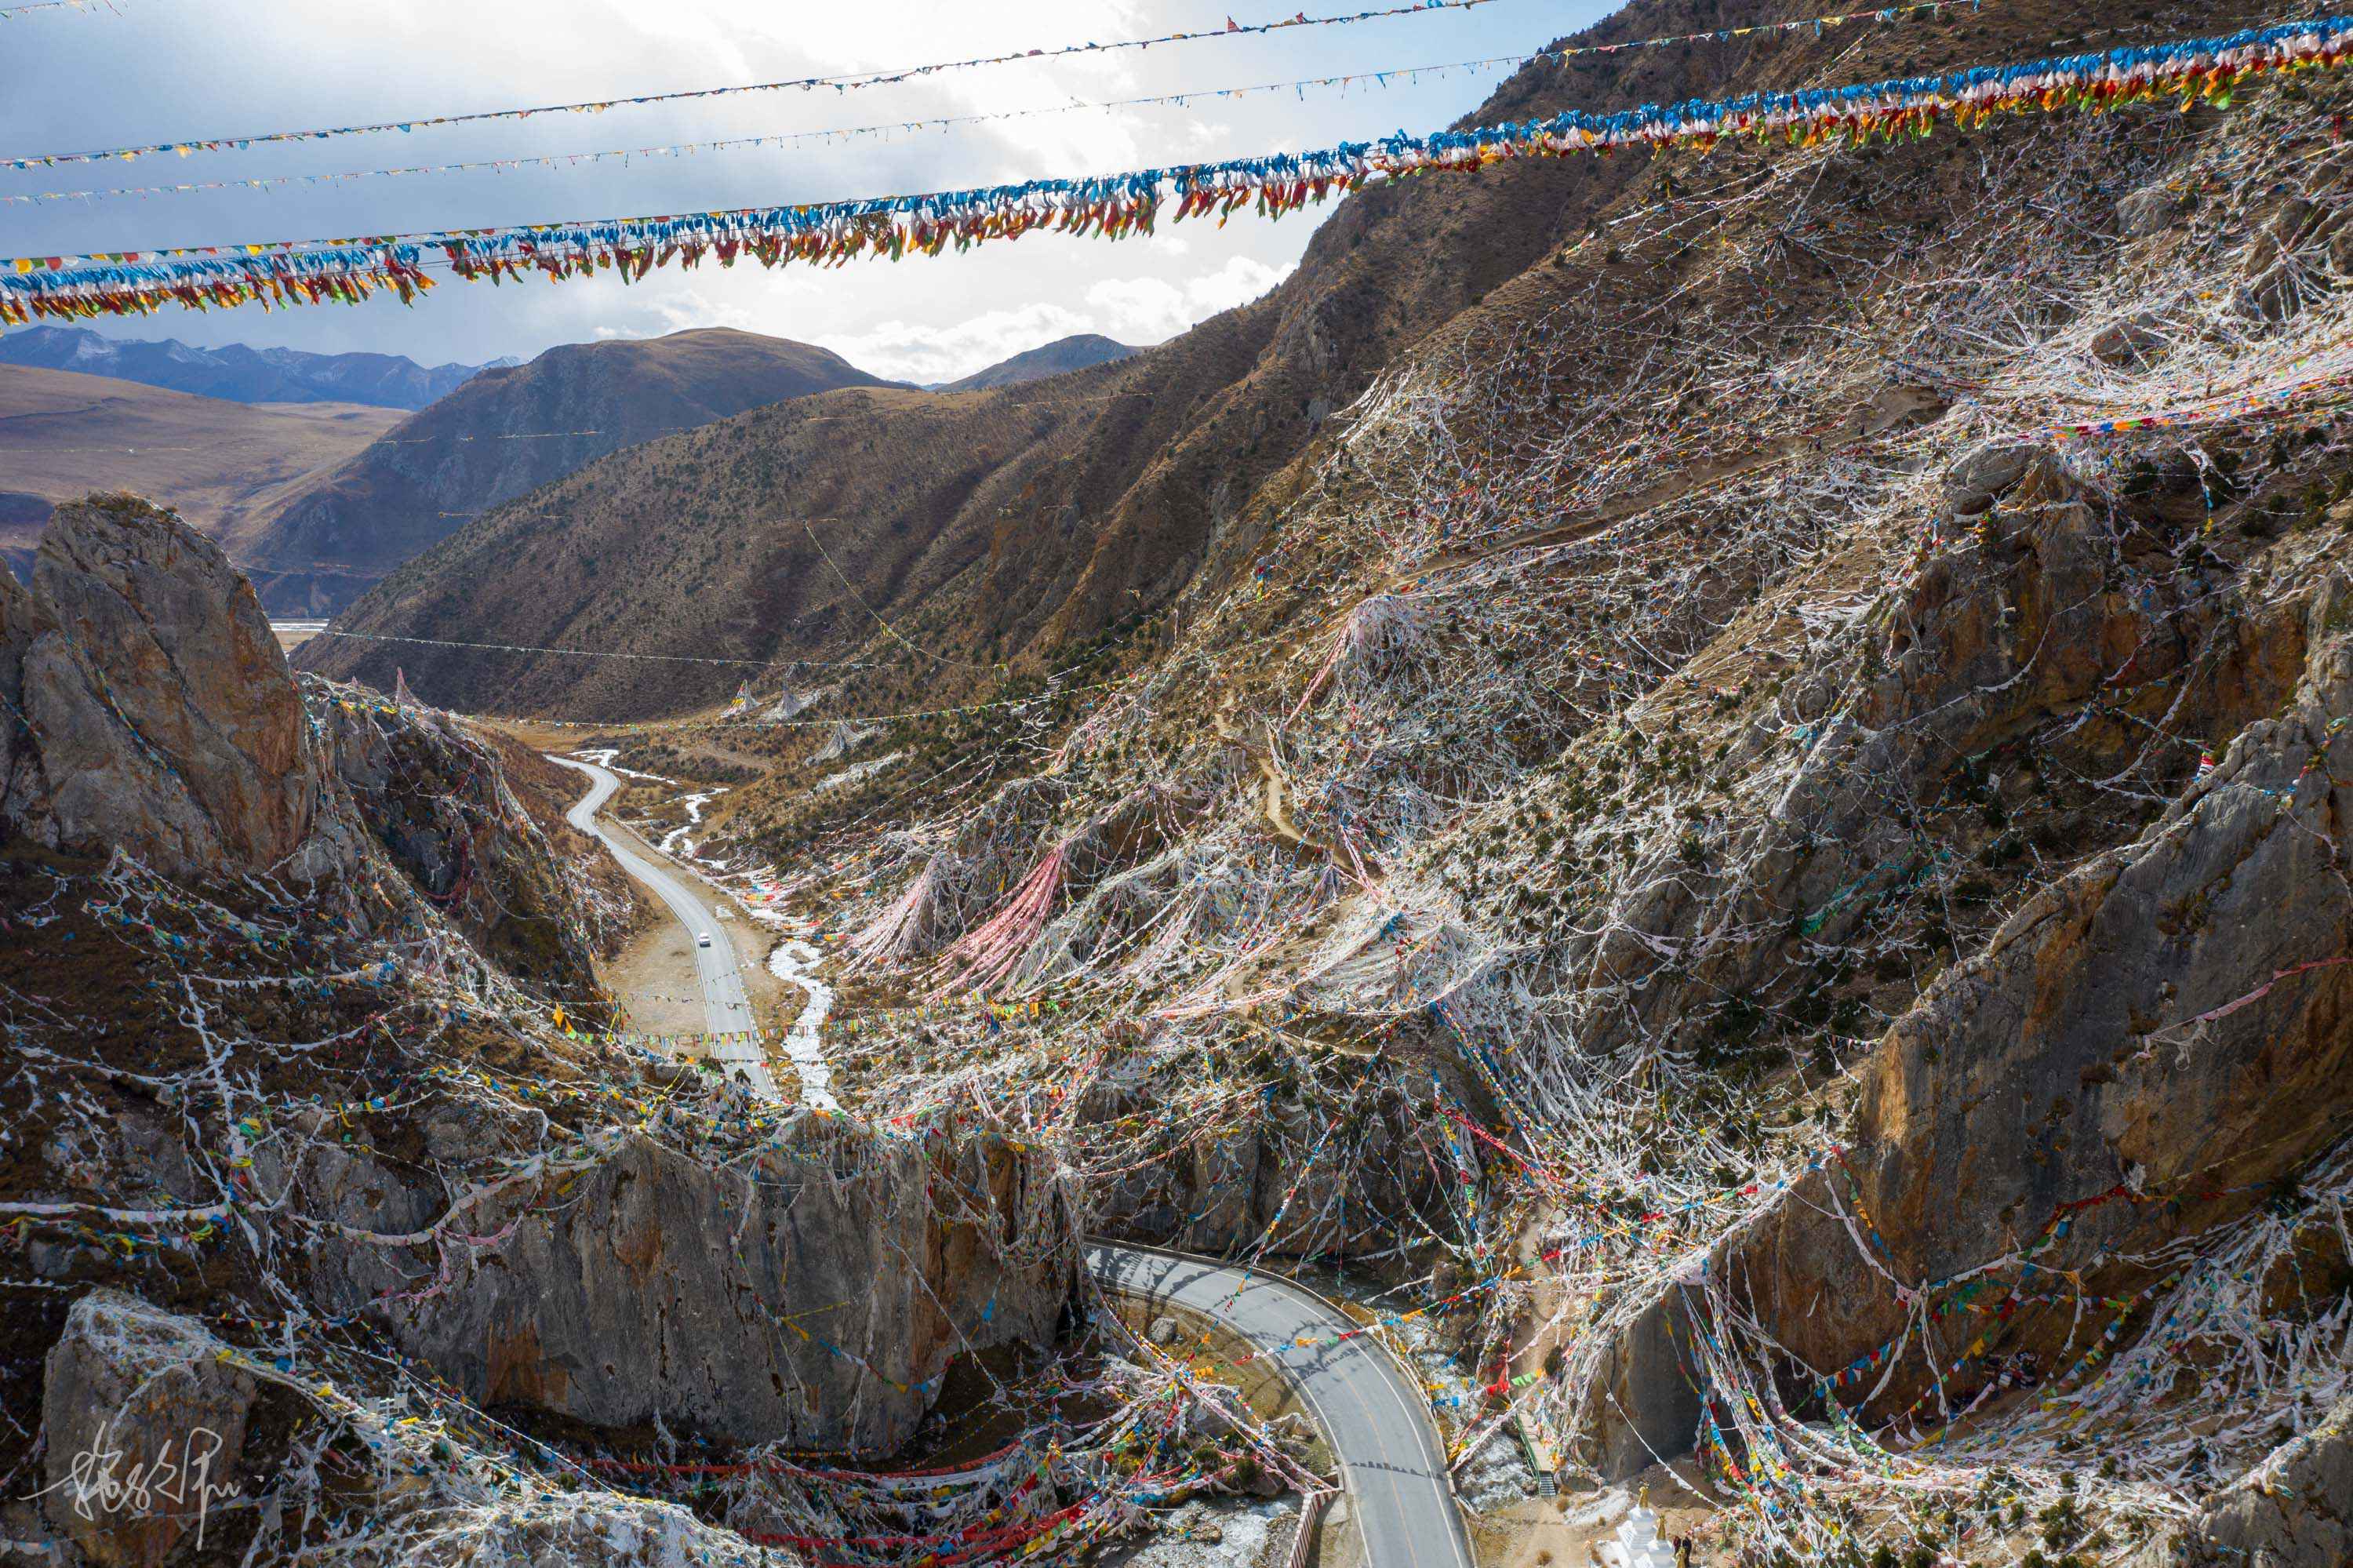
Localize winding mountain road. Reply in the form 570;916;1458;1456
1087;1244;1475;1568
547;754;779;1099
553;756;1467;1565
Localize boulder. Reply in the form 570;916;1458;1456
2090;318;2168;369
40;1290;255;1568
0;494;357;882
2174;1395;2353;1566
2118;184;2185;238
1941;442;2043;515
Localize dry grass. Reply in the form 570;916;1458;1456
0;363;398;562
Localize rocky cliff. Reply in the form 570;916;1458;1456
470;5;2353;1564
312;681;617;1002
301;1121;1077;1452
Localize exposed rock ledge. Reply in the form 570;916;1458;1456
4;495;1082;1473
296;1119;1081;1453
2172;1392;2353;1566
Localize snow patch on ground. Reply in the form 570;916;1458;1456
1116;1497;1297;1567
656;846;840;1111
569;748;675;783
657;788;725;857
814;751;906;793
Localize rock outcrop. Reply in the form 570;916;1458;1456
0;493;356;881
1089;1071;1441;1258
300;1118;1078;1453
1588;584;2353;1475
312;680;605;1001
2174;1393;2353;1566
2;494;1079;1484
40;1290;256;1568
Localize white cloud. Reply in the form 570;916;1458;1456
1189;256;1295;315
815;255;1292;383
1086;256;1293;340
651;289;765;335
1082;278;1187;341
818;302;1096;384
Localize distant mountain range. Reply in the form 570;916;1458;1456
937;334;1138;392
0;326;511;411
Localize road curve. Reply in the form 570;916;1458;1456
1087;1244;1474;1568
547;755;779;1099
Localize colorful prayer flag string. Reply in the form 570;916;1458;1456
0;1;1989;206
0;53;1541;208
0;0;137;16
5;14;2344;332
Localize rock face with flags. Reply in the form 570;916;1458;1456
0;495;1092;1566
311;1124;1079;1452
314;678;612;1002
1588;598;2353;1477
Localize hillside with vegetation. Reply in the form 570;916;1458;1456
243;327;896;615
0;363;402;581
300;0;1746;714
17;1;2353;1565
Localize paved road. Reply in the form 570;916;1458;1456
1087;1244;1473;1568
547;755;779;1100
554;760;1463;1563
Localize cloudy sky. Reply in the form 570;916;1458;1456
1;0;1612;382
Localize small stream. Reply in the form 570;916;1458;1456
764;917;838;1111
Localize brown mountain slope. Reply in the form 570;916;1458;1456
940;334;1138;392
0;363;400;580
299;380;1101;716
243;327;895;617
301;0;2248;720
